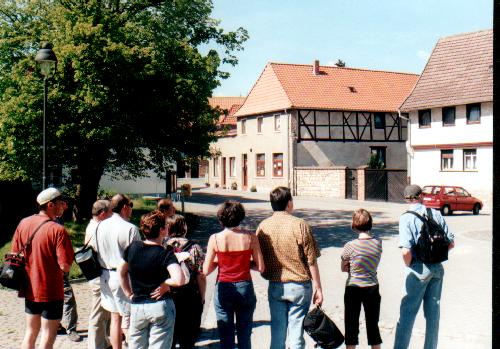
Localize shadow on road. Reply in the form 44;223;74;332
186;192;268;205
187;207;399;250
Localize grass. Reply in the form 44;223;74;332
1;197;198;280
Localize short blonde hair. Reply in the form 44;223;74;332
351;208;372;232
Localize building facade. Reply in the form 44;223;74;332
209;61;419;196
400;29;493;207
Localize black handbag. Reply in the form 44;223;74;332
74;222;102;281
303;306;344;349
0;220;50;291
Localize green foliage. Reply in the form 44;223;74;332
0;0;248;217
368;153;385;169
250;185;257;192
335;59;346;67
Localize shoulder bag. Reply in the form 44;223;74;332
0;219;50;291
303;305;344;349
75;222;102;281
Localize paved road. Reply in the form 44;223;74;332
0;188;491;348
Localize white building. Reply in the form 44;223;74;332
400;29;493;207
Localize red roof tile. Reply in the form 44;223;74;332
400;29;493;111
209;97;246;125
234;63;419;117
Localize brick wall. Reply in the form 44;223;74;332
294;167;347;198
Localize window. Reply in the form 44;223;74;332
442;107;455;126
374;113;385;129
441;150;453;170
257;117;263;133
370;147;386;167
241;119;247;134
229;157;236;177
213;157;219;177
256;154;265;177
455;187;469;197
273;153;283;177
418;109;431;127
463;149;477;170
274;114;281;131
466;104;481;123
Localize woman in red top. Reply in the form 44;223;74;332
203;201;264;349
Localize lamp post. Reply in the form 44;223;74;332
35;42;57;189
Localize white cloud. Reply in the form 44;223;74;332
417;50;430;61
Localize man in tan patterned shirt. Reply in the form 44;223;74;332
256;187;323;349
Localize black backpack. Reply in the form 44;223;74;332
405;208;451;264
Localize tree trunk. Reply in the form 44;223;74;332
74;160;105;222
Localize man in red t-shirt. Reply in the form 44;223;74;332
11;187;74;349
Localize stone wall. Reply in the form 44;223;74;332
294;166;347;198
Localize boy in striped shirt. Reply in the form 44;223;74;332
341;209;382;349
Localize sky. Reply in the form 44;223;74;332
209;0;493;97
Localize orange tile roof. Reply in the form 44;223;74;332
234;63;419;117
400;29;492;111
208;96;246;125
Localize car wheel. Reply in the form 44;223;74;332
441;205;452;216
472;203;480;215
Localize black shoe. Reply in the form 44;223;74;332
57;326;66;335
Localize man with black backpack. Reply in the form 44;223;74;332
393;185;455;349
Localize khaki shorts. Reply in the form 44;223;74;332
100;269;130;329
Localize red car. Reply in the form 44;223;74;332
421;185;483;215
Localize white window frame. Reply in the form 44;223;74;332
229;157;236;177
463;149;477;171
274;114;281;132
213;157;219;177
257;117;263;134
440;149;454;171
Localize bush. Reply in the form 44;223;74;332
205;182;210;187
231;182;237;190
250;185;257;192
180;183;192;197
214;183;219;188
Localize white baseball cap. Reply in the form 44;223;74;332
37;187;62;205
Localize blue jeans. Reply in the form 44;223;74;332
393;263;444;349
214;280;256;349
129;298;176;349
268;281;312;349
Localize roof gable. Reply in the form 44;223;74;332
400;29;493;111
235;62;419;117
233;63;293;117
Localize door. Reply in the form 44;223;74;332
442;186;458;211
455;187;472;211
222;157;227;188
242;154;248;190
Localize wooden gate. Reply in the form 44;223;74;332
365;169;407;202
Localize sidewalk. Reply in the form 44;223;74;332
0;189;491;348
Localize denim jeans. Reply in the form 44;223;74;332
214;280;256;349
393;262;444;349
129;298;176;349
268;281;312;349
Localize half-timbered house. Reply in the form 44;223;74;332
400;29;493;207
208;61;419;198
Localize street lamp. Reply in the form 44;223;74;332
35;42;57;189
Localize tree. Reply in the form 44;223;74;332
334;59;346;67
0;0;248;219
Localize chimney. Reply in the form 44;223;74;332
313;60;320;75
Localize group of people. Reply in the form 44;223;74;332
8;184;454;349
